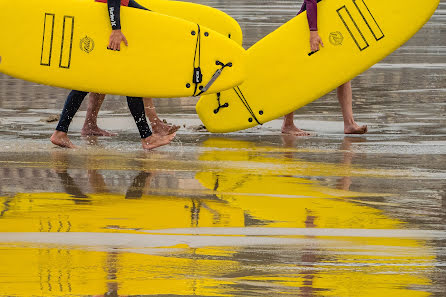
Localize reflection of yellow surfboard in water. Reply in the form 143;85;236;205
0;191;242;296
0;246;240;297
0;242;434;297
193;138;435;296
0;193;244;232
0;0;245;98
0;138;436;296
196;0;440;132
196;138;400;229
140;0;243;45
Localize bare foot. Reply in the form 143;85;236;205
151;120;180;136
50;131;76;148
141;132;176;150
81;125;117;136
344;124;368;134
281;124;311;136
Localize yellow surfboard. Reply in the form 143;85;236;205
140;0;243;46
196;0;440;132
0;0;245;98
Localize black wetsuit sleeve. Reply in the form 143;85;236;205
107;0;122;30
128;0;150;10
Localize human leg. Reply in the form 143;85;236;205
126;97;176;150
143;98;180;135
281;112;310;136
337;81;367;134
81;93;117;136
51;90;88;148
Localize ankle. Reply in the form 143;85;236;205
84;122;98;128
344;118;356;126
282;121;296;129
152;118;165;126
52;130;66;137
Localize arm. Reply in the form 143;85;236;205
303;0;324;52
108;0;122;30
107;0;128;51
304;0;318;31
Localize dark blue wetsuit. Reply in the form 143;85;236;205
55;0;151;139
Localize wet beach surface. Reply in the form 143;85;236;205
0;0;445;296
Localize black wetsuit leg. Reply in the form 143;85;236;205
124;0;152;139
55;90;88;132
126;97;152;138
56;93;151;138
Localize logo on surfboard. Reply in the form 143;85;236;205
329;31;344;45
80;36;95;53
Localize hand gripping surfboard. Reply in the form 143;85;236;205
0;0;245;98
196;0;440;132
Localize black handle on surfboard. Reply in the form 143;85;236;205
308;50;319;56
195;61;233;96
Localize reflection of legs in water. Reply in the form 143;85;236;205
337;136;367;191
188;198;222;226
88;169;109;194
51;151;91;202
200;201;222;224
0;197;13;218
280;134;301;158
56;171;90;201
93;252;130;297
191;199;201;227
143;98;180;136
125;171;152;199
281;128;318;296
300;209;318;297
337;136;354;191
84;142;110;193
105;252;119;297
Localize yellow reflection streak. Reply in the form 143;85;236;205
194;137;435;296
0;137;437;297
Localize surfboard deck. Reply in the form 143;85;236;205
0;0;245;98
196;0;440;133
140;0;243;45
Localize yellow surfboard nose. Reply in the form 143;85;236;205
197;0;441;133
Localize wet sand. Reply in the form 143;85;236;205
0;0;445;296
